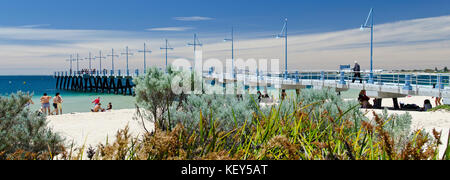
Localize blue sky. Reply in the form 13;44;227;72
1;0;449;34
0;0;450;75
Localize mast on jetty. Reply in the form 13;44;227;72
95;51;106;75
187;34;203;73
76;53;81;75
138;43;152;74
275;18;288;80
360;8;375;84
224;27;235;77
66;55;75;75
108;49;119;75
121;46;134;76
85;52;93;74
160;39;174;69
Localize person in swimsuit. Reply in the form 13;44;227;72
51;93;63;115
40;93;52;115
56;93;63;115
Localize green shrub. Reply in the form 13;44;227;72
429;105;450;112
134;67;191;130
167;93;258;133
0;92;64;160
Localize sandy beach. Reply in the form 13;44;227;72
47;109;152;148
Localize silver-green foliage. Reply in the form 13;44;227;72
167;93;258;132
272;89;368;132
134;67;189;130
378;108;413;147
0;92;64;159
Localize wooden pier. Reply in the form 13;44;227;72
54;71;135;96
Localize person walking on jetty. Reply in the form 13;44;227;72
40;93;52;115
352;61;362;83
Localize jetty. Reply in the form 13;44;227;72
203;69;450;108
54;70;137;96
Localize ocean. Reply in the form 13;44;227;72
0;76;136;114
0;75;361;114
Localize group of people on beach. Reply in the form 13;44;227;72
39;93;63;115
91;97;112;113
37;93;113;115
358;89;443;111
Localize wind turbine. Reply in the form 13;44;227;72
224;27;235;77
107;48;119;75
121;46;134;76
274;18;288;80
360;8;375;84
138;43;152;74
160;39;174;69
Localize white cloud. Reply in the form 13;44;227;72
146;27;194;32
1;15;450;75
18;24;51;28
173;16;214;21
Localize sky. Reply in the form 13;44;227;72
0;0;450;75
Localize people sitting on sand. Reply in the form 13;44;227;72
358;90;373;108
92;97;101;106
423;99;433;111
40;93;52;115
257;91;262;103
281;89;287;101
107;102;112;111
91;103;106;113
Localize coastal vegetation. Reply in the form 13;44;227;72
0;92;64;160
1;68;449;160
429;105;450;112
80;68;448;160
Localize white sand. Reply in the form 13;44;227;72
47;109;152;147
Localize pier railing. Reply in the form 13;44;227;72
54;68;450;98
203;69;450;98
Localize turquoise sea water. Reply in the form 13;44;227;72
1;76;360;114
0;76;136;114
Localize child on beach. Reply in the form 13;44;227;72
92;97;101;106
107;102;112;111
